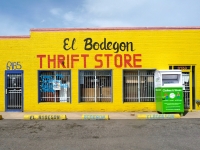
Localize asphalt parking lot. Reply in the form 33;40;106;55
0;119;200;150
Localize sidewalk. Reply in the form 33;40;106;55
1;111;200;120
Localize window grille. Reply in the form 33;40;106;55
79;70;112;102
39;71;71;102
123;70;155;102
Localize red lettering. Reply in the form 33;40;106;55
114;54;122;68
124;54;133;68
48;55;56;68
57;55;66;68
134;54;142;68
104;54;112;68
71;55;79;68
36;54;142;69
95;54;103;68
37;55;46;68
81;54;89;68
66;55;69;68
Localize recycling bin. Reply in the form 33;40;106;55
154;70;184;115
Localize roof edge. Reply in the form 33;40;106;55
0;35;30;39
30;26;200;32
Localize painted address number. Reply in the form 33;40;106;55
7;61;22;70
174;66;190;70
178;66;187;70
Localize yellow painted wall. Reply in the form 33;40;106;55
0;37;30;111
1;28;200;112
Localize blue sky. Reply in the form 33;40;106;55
0;0;200;35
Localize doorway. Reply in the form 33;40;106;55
169;65;195;111
5;70;23;112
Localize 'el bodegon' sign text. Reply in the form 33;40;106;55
63;38;134;53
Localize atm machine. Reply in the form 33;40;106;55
154;70;184;115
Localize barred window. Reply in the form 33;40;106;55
123;70;155;102
79;70;112;102
38;71;71;102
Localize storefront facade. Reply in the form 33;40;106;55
0;27;199;112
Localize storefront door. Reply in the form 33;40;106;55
169;65;194;111
182;72;190;110
5;70;23;112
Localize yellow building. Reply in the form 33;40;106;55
0;27;199;112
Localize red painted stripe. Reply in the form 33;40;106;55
1;27;200;37
30;26;200;32
0;35;30;39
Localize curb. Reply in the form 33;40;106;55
82;114;109;120
137;114;181;119
24;114;67;120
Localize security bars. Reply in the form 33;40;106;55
39;71;71;102
123;70;155;102
79;70;112;102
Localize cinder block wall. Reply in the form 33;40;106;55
0;28;200;112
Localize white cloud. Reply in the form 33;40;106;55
41;19;46;23
78;0;200;27
89;19;132;27
63;12;74;21
83;0;146;17
0;14;31;35
50;8;62;16
0;0;200;35
59;0;144;27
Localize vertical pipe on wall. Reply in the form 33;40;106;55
138;70;140;102
189;71;193;111
95;71;97;102
54;71;56;102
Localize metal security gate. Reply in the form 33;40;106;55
79;70;112;102
5;71;23;112
182;72;190;109
169;65;195;110
123;70;155;102
38;71;71;103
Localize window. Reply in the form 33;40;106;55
79;70;112;102
123;70;155;102
38;71;71;102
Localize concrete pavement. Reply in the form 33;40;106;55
0;111;200;120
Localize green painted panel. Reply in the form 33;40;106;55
156;87;184;113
